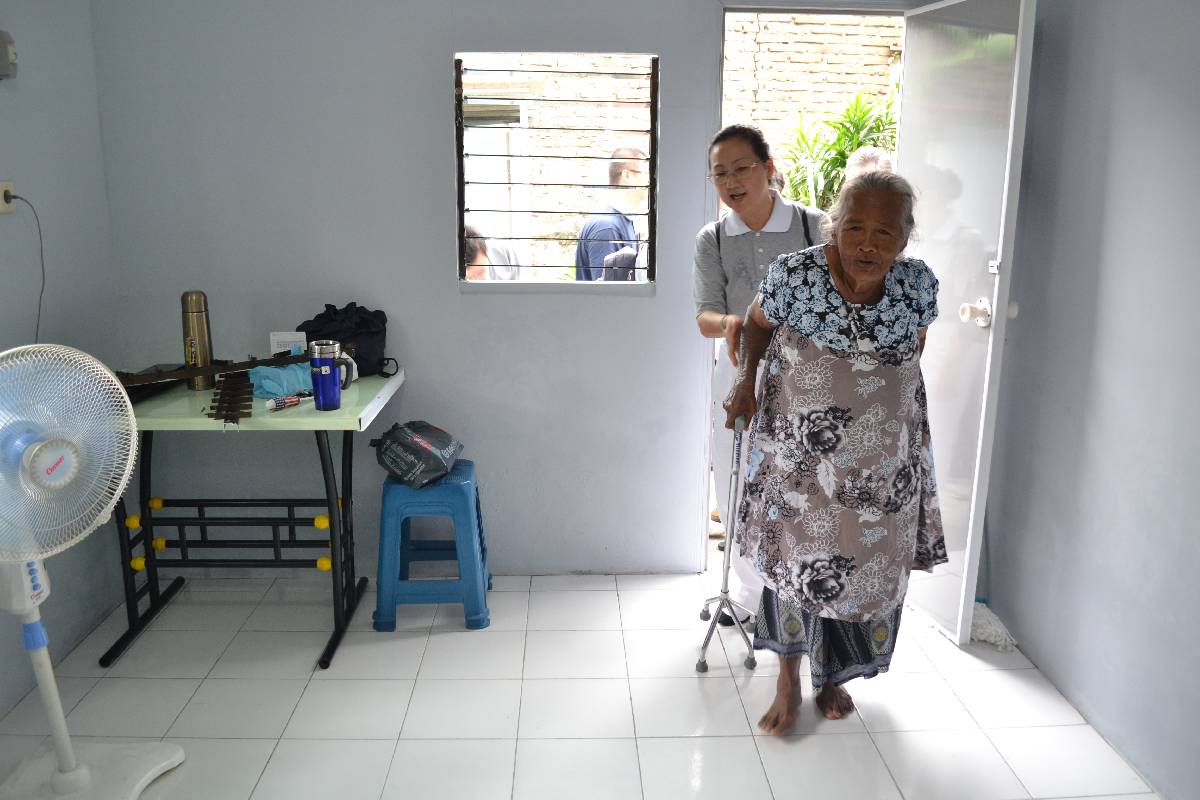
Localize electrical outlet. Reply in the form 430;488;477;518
0;182;13;214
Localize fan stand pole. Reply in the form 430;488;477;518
21;609;91;794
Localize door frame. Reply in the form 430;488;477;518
713;0;1038;645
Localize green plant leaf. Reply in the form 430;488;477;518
776;90;898;211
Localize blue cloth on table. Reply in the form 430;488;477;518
250;345;313;398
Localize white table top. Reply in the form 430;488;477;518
131;370;405;432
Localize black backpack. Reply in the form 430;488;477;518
297;302;396;377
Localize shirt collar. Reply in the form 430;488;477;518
722;190;793;236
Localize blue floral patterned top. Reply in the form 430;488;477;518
735;244;947;622
760;245;939;362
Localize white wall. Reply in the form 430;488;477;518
89;0;729;575
987;2;1200;798
0;0;122;715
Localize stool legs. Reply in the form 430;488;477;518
475;488;493;591
454;485;490;630
373;503;402;633
398;518;412;581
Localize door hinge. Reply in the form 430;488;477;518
988;259;1001;275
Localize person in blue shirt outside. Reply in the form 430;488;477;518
574;147;647;281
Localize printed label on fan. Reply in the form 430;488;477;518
25;439;79;490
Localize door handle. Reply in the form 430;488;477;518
958;297;992;328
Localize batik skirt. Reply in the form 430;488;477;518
754;587;902;689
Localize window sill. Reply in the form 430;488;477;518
458;280;656;297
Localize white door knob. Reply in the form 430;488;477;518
959;297;992;327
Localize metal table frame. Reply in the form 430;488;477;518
100;372;404;670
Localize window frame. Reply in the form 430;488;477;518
454;54;659;285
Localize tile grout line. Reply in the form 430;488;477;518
937;660;1156;798
861;713;913;800
616;591;648;800
157;575;272;740
933;658;1041;799
244;576;322;800
510;585;531;800
230;578;294;797
373;572;441;799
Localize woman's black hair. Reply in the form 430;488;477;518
463;225;484;266
708;124;771;163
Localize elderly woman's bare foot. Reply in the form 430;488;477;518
758;660;802;736
815;682;855;720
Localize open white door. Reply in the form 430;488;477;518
896;0;1036;643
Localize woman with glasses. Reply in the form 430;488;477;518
693;124;828;627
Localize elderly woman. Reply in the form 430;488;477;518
694;124;828;625
723;171;947;735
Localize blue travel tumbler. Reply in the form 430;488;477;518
308;340;352;411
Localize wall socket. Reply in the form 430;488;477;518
0;182;13;214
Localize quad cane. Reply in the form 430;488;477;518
697;416;757;672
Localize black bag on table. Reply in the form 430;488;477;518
370;421;464;489
297;302;396;377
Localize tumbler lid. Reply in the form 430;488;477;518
181;291;208;313
309;340;341;358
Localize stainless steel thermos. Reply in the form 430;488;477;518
181;290;214;390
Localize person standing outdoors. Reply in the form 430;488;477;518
576;147;647;281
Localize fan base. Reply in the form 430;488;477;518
0;741;183;799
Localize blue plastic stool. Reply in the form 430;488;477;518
374;460;492;631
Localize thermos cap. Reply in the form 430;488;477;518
309;340;341;358
181;291;209;313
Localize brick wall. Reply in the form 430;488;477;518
723;13;904;158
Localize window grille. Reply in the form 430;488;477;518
455;53;659;283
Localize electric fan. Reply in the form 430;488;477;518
0;345;183;799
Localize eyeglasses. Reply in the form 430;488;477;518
707;162;761;186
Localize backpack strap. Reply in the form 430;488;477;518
799;207;814;247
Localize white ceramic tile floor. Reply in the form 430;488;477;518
513;739;641;800
530;574;616;591
518;679;634;738
526;590;622;630
250;739;394;799
283;679;414;740
107;629;236;679
434;591;529;631
0;677;98;736
0;573;1158;799
522;630;627;679
384;739;515;799
142;738;277;800
166;678;307;739
401;679;522;739
148;589;263;632
758;732;903;800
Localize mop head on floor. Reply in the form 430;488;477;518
969;602;1017;651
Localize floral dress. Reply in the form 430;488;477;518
739;244;948;687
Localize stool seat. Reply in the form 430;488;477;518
373;459;492;631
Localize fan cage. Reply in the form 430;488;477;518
0;345;137;562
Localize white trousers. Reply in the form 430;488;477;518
712;342;766;613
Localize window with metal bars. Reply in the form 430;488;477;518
455;53;658;283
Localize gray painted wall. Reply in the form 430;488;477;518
988;2;1200;798
88;0;726;578
0;0;122;715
